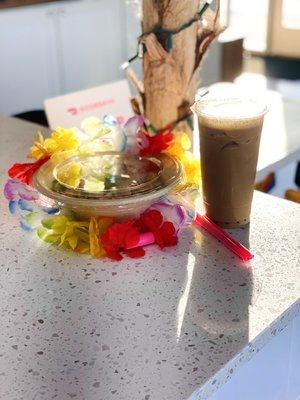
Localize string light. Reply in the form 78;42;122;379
121;0;214;70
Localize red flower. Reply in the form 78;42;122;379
139;129;174;156
139;210;178;249
8;156;50;185
101;220;145;261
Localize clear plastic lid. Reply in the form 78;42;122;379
33;152;182;207
191;97;268;130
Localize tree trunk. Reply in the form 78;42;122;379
140;0;223;130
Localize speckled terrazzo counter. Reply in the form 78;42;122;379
0;117;300;400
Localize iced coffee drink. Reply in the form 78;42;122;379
193;97;267;228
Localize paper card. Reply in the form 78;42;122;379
44;80;133;129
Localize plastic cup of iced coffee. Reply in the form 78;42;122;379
192;97;268;228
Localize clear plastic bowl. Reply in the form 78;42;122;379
33;152;182;219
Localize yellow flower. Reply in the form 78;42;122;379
180;151;201;186
166;131;191;157
89;216;113;258
50;149;79;167
164;131;201;188
28;128;79;160
56;162;82;189
37;215;89;252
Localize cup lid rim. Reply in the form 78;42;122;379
192;97;268;120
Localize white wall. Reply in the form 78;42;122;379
209;315;300;400
0;0;221;116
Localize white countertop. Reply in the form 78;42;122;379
0;117;299;400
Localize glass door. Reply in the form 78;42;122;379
268;0;300;57
220;0;269;53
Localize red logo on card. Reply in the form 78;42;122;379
67;107;78;116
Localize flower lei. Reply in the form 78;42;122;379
4;115;199;260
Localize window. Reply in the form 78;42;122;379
282;0;300;29
221;0;269;52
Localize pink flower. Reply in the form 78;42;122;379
124;115;145;136
150;201;191;232
4;179;39;201
123;115;145;155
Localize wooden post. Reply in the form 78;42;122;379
138;0;223;130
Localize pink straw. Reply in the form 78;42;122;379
126;232;155;249
126;208;254;262
193;213;254;261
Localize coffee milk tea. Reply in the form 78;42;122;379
192;97;267;228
